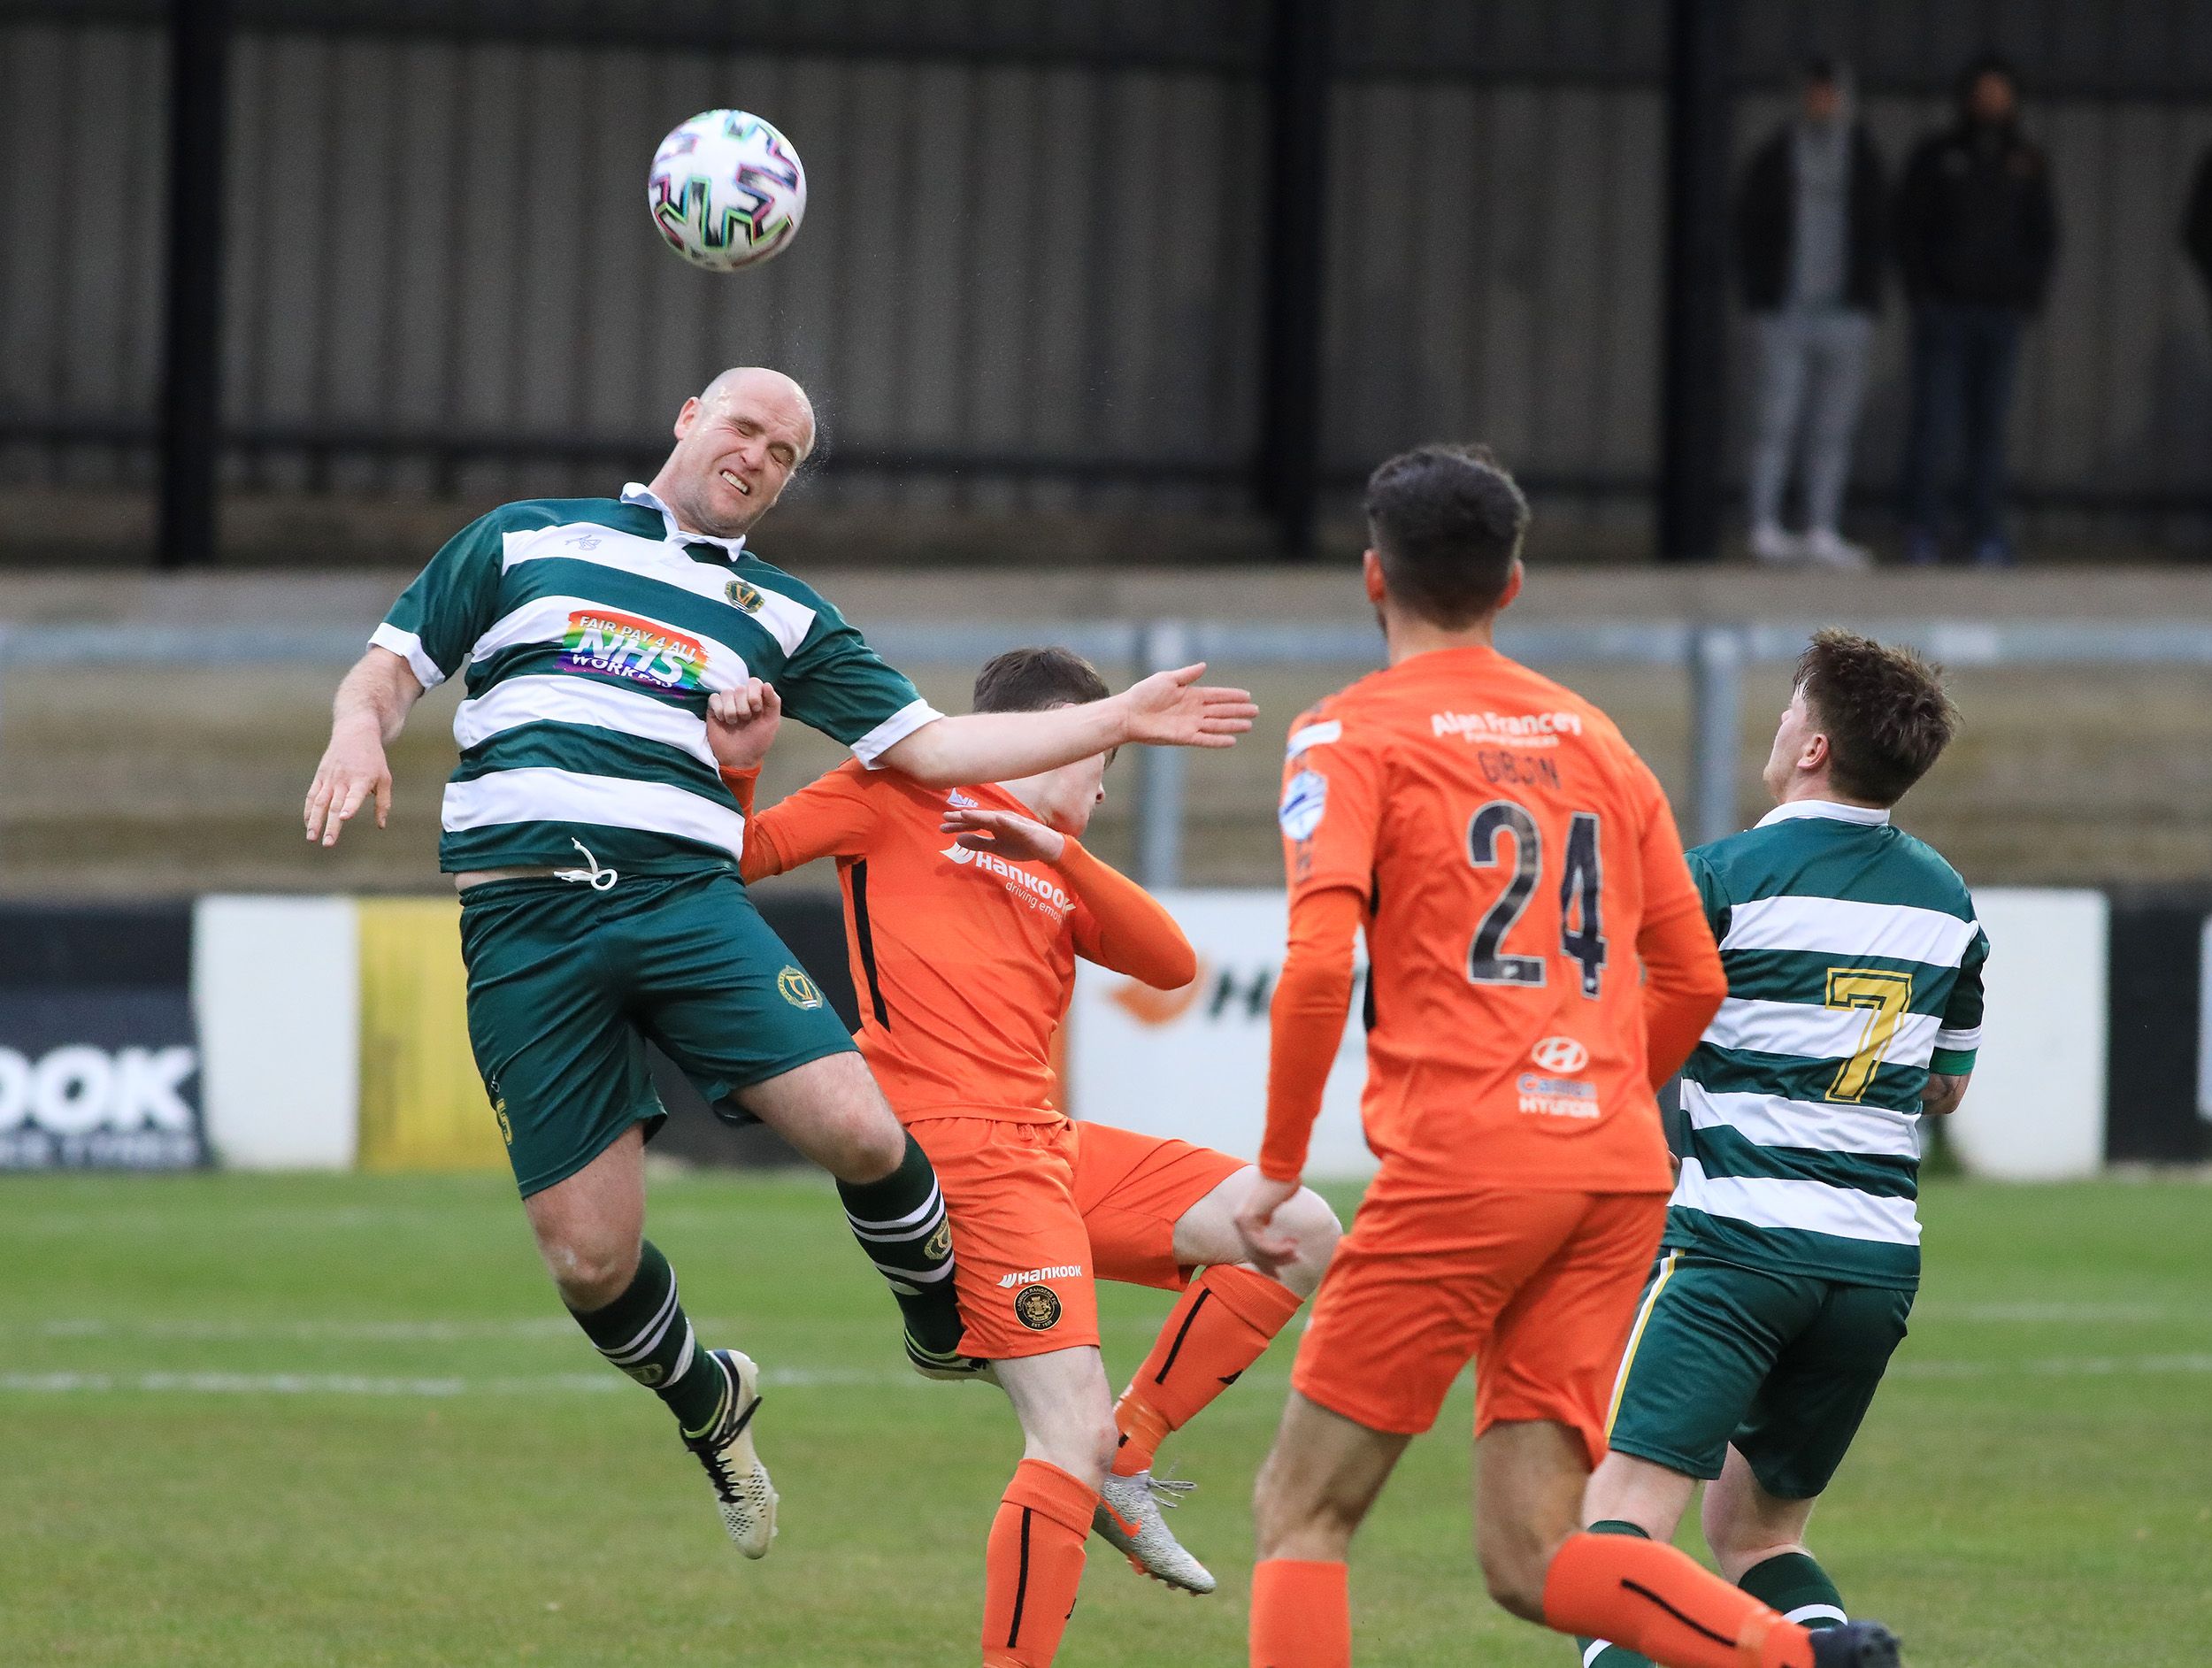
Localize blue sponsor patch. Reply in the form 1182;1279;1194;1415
1279;768;1328;840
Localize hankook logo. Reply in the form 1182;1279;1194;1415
1531;1035;1589;1073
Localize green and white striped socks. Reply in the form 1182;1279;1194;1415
835;1133;964;1361
1737;1550;1847;1632
566;1239;727;1434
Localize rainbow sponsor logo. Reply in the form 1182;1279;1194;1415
561;608;705;690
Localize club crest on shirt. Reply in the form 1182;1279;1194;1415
726;578;764;612
1014;1283;1064;1331
1279;769;1328;840
777;965;825;1010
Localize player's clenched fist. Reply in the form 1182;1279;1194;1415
707;678;782;773
1118;663;1257;749
303;726;392;848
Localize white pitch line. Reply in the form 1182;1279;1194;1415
1891;1352;2212;1380
2;1356;2207;1402
0;1366;934;1397
1910;1301;2200;1324
9;1317;753;1343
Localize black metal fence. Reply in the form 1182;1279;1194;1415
8;0;2212;564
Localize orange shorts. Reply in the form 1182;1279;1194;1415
1291;1182;1667;1465
908;1116;1246;1361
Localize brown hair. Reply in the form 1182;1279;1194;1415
972;645;1110;713
1794;629;1960;805
1363;444;1531;627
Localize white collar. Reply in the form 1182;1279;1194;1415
620;482;748;558
1755;798;1891;829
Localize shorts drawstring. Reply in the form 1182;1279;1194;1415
553;838;618;892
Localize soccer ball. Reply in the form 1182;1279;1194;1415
648;110;807;271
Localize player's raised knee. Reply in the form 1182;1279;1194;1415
1026;1406;1119;1488
1283;1186;1343;1261
536;1229;641;1311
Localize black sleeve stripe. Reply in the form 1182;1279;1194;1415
849;860;890;1029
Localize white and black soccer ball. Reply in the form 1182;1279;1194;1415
647;109;807;272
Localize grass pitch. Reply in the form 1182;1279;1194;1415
2;1170;2207;1665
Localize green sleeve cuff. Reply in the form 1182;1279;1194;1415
1929;1048;1977;1076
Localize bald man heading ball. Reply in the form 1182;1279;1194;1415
304;368;1256;1562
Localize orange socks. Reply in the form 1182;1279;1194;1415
981;1459;1097;1667
1541;1531;1816;1668
1112;1264;1303;1475
1249;1558;1350;1668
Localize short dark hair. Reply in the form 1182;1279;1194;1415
972;645;1110;713
1794;629;1960;805
1363;444;1531;627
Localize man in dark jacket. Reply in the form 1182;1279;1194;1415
2180;145;2212;304
1893;56;2059;567
1735;58;1886;568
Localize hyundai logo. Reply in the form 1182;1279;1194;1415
1531;1035;1589;1073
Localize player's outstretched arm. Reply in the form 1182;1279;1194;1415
878;663;1256;788
304;647;424;848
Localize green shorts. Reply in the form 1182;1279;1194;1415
1603;1249;1912;1500
458;868;856;1196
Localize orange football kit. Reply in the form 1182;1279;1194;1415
1245;645;1819;1668
732;760;1306;1668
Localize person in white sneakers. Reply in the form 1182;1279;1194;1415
1735;58;1886;569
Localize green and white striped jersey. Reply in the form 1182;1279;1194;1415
371;483;939;876
1664;800;1988;1290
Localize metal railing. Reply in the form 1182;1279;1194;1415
6;617;2212;882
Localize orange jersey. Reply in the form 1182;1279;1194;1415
736;761;1194;1121
1270;644;1711;1193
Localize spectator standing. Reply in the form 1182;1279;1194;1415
2180;143;2212;308
1893;57;2059;567
1735;58;1887;569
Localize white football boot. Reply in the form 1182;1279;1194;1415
681;1349;778;1558
1093;1468;1216;1595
